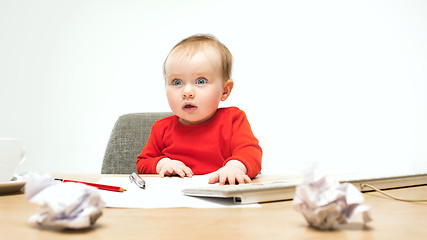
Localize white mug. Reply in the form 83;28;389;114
0;138;26;182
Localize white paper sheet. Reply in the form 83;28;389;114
97;175;260;208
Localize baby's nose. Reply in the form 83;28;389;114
182;86;195;98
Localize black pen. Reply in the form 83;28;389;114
129;172;146;189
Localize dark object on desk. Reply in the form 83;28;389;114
102;112;173;174
129;172;146;189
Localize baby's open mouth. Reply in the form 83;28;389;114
183;103;196;108
183;103;197;111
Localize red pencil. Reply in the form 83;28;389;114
56;179;126;192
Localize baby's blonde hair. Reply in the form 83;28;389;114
163;34;233;81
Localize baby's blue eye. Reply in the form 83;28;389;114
172;80;183;86
196;78;207;85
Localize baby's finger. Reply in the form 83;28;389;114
219;174;228;185
235;175;244;184
161;165;176;176
173;166;186;178
227;175;236;185
159;169;165;178
160;166;173;177
243;175;252;183
236;174;251;184
183;167;193;177
208;173;219;184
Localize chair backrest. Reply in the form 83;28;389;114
101;112;173;174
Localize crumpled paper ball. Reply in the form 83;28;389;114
25;174;105;229
293;164;372;230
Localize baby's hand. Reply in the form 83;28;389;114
208;160;251;185
156;158;193;178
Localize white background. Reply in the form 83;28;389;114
1;0;426;176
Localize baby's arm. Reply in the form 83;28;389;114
156;158;194;178
208;160;252;185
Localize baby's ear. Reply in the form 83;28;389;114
221;79;234;101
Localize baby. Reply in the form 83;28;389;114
136;34;262;185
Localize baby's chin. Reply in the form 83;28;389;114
178;117;206;125
177;114;214;125
175;108;218;125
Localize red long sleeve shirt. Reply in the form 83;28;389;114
136;107;262;178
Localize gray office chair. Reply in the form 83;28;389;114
101;112;173;174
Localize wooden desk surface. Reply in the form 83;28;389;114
1;174;427;240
